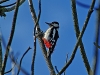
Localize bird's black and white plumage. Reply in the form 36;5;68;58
42;21;59;58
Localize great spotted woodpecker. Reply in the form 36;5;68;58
42;21;59;58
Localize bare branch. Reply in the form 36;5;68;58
55;66;59;74
17;47;31;75
0;0;9;4
0;0;25;17
94;42;100;49
5;0;25;12
1;0;21;74
31;0;41;75
1;34;30;75
93;1;100;75
9;52;30;75
28;0;41;32
57;0;95;74
0;2;16;7
70;0;91;74
4;61;16;74
0;0;25;12
28;0;56;75
55;54;68;75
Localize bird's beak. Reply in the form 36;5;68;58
45;22;52;26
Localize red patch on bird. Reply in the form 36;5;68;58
42;38;52;48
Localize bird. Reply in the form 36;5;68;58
42;21;59;58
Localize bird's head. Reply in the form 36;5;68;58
45;21;59;28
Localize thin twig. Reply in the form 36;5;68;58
34;0;41;32
4;61;16;74
70;0;91;74
31;0;41;75
28;0;56;75
9;52;30;75
28;0;41;32
94;42;100;49
0;2;16;7
0;0;25;12
17;47;31;75
57;0;95;75
1;0;20;74
55;66;59;74
0;0;9;4
1;34;30;75
63;54;68;75
31;27;36;75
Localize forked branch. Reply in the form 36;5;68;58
71;0;91;74
57;0;96;75
28;0;56;75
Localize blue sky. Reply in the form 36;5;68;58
0;0;100;75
